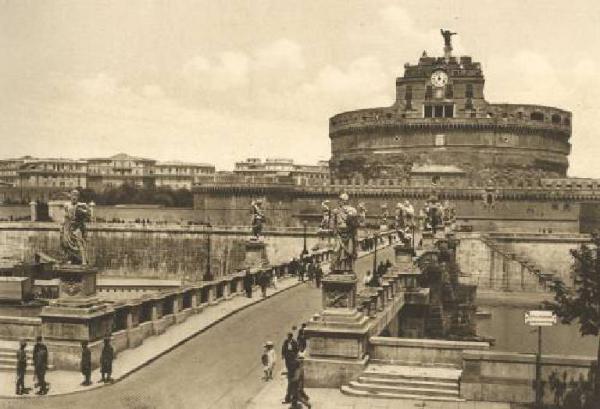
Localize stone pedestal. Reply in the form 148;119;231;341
0;276;33;301
305;273;370;388
394;244;414;271
243;240;269;270
422;231;435;247
54;264;97;298
40;297;115;370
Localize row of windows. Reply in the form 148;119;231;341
424;104;454;118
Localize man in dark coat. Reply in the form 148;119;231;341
281;332;299;404
15;340;28;395
258;271;269;298
296;323;307;352
289;258;299;277
243;270;253;298
306;262;315;283
314;265;323;289
289;354;311;409
298;260;305;282
100;337;114;383
33;336;48;395
80;340;92;386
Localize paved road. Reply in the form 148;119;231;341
0;246;395;409
0;283;321;409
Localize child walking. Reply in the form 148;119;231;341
262;341;276;381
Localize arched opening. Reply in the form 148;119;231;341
551;114;561;124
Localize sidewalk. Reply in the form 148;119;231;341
246;372;511;409
0;275;304;398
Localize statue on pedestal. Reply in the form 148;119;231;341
60;190;90;265
250;199;265;240
395;202;405;231
358;202;367;227
320;200;331;231
403;200;415;229
331;193;359;273
380;204;389;229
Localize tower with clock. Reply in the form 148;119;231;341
328;30;571;184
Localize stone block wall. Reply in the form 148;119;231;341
0;223;321;280
455;233;587;291
462;350;595;404
369;336;489;366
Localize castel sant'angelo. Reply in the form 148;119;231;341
329;30;570;185
194;32;600;232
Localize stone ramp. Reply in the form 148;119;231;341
341;363;464;402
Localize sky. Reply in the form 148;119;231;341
1;0;600;176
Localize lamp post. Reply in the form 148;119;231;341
301;220;308;257
203;223;213;281
372;232;378;276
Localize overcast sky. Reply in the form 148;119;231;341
1;0;599;176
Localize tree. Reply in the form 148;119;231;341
545;233;600;401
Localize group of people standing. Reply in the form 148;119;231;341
260;324;311;408
15;336;48;395
292;258;323;288
15;336;115;396
243;269;279;299
363;259;393;288
281;324;311;409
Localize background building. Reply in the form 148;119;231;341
154;161;216;189
86;153;156;190
0;153;216;203
17;158;87;189
233;158;329;185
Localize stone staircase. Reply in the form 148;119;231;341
0;341;54;373
341;363;464;402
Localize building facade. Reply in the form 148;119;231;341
86;153;156;190
17;158;88;189
154;161;215;189
0;153;216;202
234;158;329;186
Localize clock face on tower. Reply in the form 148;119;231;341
431;70;448;88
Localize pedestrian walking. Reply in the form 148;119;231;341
261;341;276;381
306;262;314;283
289;257;299;278
33;336;48;395
258;271;268;298
100;337;114;383
80;340;92;386
297;323;307;352
243;270;253;298
281;332;299;404
15;340;28;395
314;265;322;289
289;353;311;409
298;260;305;282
